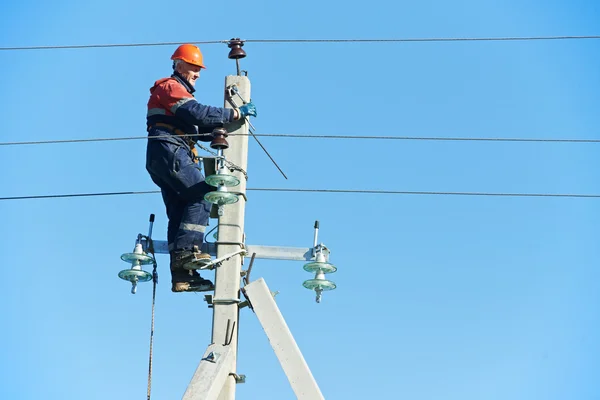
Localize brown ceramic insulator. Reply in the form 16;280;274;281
210;127;229;150
227;38;247;59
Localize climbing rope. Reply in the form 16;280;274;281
145;237;159;400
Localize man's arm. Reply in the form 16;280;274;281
158;80;239;127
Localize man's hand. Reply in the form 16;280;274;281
238;102;257;118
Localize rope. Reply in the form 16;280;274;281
145;237;158;400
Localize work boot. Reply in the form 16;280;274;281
171;268;215;293
171;246;212;270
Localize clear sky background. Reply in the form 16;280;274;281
1;1;599;399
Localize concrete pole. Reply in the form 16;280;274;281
244;278;325;399
212;75;250;400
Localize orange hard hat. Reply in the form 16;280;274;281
171;44;206;69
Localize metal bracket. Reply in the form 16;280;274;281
239;288;252;310
238;300;250;309
229;373;246;384
212;241;245;248
196;248;248;270
213;298;241;305
231;191;248;202
205;294;245;309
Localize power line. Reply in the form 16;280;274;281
0;136;147;146
1;35;599;51
0;40;226;51
1;133;598;147
231;133;600;143
246;36;600;43
1;188;598;201
0;191;160;200
248;188;600;198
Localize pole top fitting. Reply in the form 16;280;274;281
227;38;247;59
210;127;229;150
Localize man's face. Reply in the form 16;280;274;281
177;61;201;86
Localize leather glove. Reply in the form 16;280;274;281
238;102;257;118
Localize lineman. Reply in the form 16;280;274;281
145;44;256;292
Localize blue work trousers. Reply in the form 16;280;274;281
146;135;212;253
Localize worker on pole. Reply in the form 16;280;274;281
145;44;257;293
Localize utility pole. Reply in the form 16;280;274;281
212;75;250;400
120;41;334;400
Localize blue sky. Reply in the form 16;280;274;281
1;0;599;399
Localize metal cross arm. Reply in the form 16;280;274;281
142;239;319;262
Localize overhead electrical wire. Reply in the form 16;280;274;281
246;36;600;43
1;188;598;201
1;36;597;200
235;134;600;143
0;40;226;51
248;188;600;198
1;35;599;51
0;133;598;147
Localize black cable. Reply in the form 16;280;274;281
0;40;226;51
0;191;160;200
244;134;600;143
247;188;600;198
1;35;599;51
204;225;218;243
245;36;600;43
1;133;599;146
0;136;150;145
1;188;599;201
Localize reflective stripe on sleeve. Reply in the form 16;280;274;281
171;98;194;113
180;223;206;233
147;108;167;117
